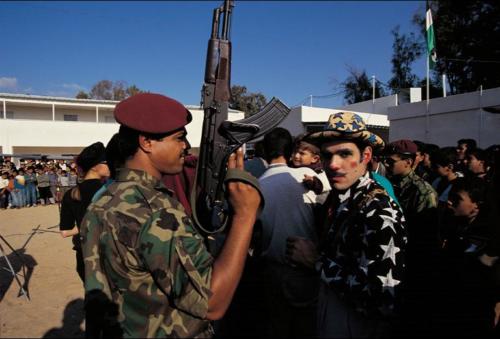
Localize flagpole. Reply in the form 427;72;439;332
426;51;430;143
425;2;430;143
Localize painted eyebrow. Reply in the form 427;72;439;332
321;148;354;156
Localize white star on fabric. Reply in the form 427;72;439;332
339;189;351;203
379;215;397;233
357;173;371;188
328;260;338;269
347;274;360;288
380;237;401;265
366;209;376;218
358;251;374;274
377;269;401;296
383;207;399;220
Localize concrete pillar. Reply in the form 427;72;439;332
2;100;5;119
52;103;55;121
96;106;99;123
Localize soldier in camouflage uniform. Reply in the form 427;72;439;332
384;139;440;337
81;93;261;338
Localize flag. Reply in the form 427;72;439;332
426;4;437;69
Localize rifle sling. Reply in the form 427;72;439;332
224;168;265;213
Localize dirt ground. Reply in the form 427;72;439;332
0;205;84;338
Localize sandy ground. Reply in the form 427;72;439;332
0;205;84;338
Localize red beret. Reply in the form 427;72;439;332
114;93;192;134
387;139;418;155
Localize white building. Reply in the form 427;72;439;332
3;86;498;161
280;105;390;142
388;87;500;147
0;93;244;157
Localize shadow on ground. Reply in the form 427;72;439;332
0;247;37;301
43;298;85;338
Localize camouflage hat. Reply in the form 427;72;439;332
306;111;385;150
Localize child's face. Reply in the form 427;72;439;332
448;190;478;219
292;146;319;167
434;164;451;177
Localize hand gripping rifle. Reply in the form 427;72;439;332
191;0;290;235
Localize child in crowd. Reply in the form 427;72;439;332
440;177;498;337
37;166;54;205
24;166;38;207
12;170;26;208
290;135;330;196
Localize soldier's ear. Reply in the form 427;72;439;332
138;135;153;153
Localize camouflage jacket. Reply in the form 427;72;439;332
81;168;214;338
391;170;438;218
391;170;439;252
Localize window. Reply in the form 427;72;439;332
64;114;78;121
104;115;116;123
5;111;14;119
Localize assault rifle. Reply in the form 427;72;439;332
191;0;290;235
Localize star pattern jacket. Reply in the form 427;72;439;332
81;169;213;338
316;172;407;317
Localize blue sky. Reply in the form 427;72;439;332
0;1;427;108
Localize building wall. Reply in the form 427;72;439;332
0;94;245;155
4;104;53;120
13;146;86;155
338;94;398;115
388;87;500;147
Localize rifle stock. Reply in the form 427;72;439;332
192;0;290;235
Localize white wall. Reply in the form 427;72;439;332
0;102;244;154
338;95;398;115
388;87;500;147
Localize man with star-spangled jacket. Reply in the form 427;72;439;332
287;112;407;338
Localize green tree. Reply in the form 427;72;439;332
413;0;500;94
388;26;423;93
230;85;267;117
112;80;127;101
78;80;145;100
126;85;143;97
89;80;113;100
341;67;385;104
75;90;89;99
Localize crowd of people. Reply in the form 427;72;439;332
235;131;500;338
1;92;499;338
0;158;79;209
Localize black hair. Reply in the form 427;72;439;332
116;125;176;163
449;176;487;205
413;140;425;153
422;143;439;155
457;138;477;150
430;146;457;168
105;133;122;179
466;147;488;163
263;127;293;163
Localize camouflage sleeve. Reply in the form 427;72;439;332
138;206;213;319
81;208;112;298
413;180;438;215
